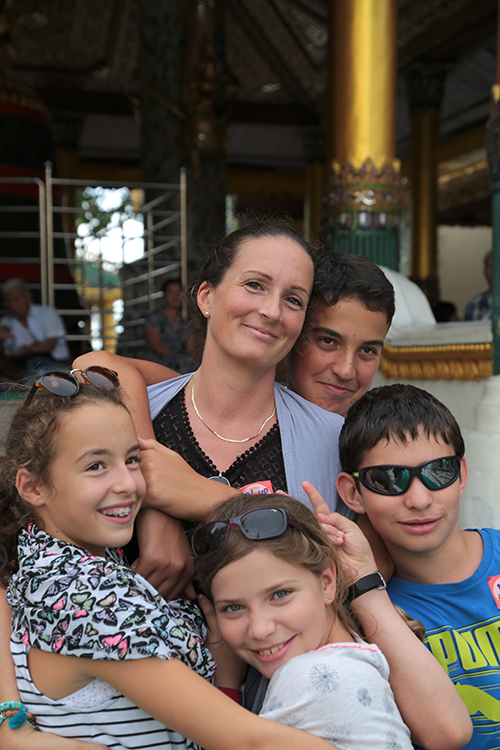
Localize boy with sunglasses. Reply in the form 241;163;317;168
336;383;497;750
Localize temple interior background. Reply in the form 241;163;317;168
2;0;498;309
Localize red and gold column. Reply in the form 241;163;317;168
327;0;400;267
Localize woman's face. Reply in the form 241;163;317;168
163;282;183;310
198;235;313;370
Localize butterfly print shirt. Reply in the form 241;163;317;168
7;524;215;679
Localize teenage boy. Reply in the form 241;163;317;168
336;383;498;750
288;252;395;416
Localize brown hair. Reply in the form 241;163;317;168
0;384;129;586
301;252;395;338
188;219;314;356
194;492;360;639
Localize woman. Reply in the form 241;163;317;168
0;221;346;749
75;222;348;553
143;278;199;374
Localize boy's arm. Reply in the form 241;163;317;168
73;351;164;439
0;590;109;750
351;588;472;750
305;486;472;750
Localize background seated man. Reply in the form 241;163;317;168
0;278;69;380
464;249;492;321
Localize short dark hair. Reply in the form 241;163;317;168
304;253;395;331
339;384;465;474
161;278;182;295
188;219;314;356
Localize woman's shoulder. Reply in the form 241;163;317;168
147;372;193;418
274;383;344;427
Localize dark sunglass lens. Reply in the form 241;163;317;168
421;457;459;489
364;467;408;495
85;366;119;390
240;508;286;539
39;373;78;397
193;521;228;557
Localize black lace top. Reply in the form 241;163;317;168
152;388;288;492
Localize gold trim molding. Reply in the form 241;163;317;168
379;343;493;381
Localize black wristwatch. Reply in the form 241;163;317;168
347;572;386;602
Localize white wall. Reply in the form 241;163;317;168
438;225;492;318
372;371;486;432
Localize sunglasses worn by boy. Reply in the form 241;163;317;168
26;366;120;405
191;507;309;559
353;455;461;497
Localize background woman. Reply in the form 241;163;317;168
143;278;199;374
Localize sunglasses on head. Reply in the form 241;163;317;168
191;506;309;559
353;455;461;496
25;366;120;406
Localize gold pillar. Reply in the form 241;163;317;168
410;107;438;283
331;0;396;169
406;64;448;301
328;0;400;266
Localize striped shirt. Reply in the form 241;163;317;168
11;636;189;749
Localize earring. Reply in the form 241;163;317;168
324;594;331;601
204;311;209;317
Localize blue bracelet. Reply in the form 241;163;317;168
0;702;39;731
0;702;25;713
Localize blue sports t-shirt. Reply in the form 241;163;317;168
388;528;500;750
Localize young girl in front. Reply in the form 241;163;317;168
194;492;473;750
0;367;339;750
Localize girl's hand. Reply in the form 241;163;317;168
197;595;247;689
0;723;109;750
302;481;378;581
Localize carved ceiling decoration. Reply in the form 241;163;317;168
5;0;500;219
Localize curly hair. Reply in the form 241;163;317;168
0;384;128;586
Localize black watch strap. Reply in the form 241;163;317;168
347;572;386;602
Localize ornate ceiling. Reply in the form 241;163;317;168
4;0;499;219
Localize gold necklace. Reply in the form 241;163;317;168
190;376;276;443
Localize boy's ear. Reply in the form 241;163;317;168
336;472;366;515
459;457;468;496
16;469;47;508
322;562;337;605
